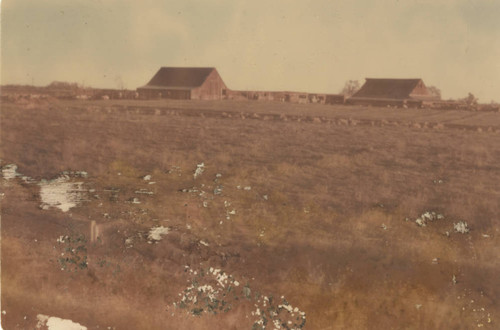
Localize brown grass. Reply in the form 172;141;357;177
1;99;499;329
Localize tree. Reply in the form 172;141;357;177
462;93;478;106
427;86;441;99
47;81;79;89
457;93;479;110
340;80;361;96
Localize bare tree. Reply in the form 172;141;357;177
463;93;478;106
427;86;441;99
457;92;479;110
340;80;361;96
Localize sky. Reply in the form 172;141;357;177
1;0;499;101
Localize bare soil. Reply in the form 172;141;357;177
1;99;499;329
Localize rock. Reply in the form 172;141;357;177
193;163;205;179
134;189;154;195
454;221;470;234
214;186;223;195
414;211;443;227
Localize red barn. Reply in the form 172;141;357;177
137;67;228;100
347;78;440;107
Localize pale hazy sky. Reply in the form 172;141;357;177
2;0;499;101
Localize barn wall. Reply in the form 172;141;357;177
137;89;161;99
161;90;191;99
325;94;345;104
346;98;405;107
137;88;190;99
410;81;430;96
191;69;227;100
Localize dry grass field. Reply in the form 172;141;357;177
1;98;499;329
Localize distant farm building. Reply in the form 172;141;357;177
137;66;348;105
225;90;345;105
347;78;440;107
325;94;346;105
137;67;227;100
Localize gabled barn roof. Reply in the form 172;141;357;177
141;67;215;89
351;78;424;100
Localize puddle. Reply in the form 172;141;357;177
39;176;87;212
1;165;90;213
36;314;87;330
